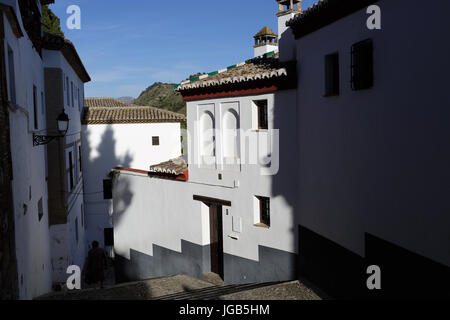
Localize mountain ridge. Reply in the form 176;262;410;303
133;82;186;115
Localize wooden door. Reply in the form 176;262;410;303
209;204;224;279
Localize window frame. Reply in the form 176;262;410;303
66;77;70;106
68;151;74;190
255;100;268;130
71;81;74;107
33;85;38;129
324;52;340;97
103;179;113;200
7;46;16;105
255;196;271;228
351;39;374;91
38;197;43;221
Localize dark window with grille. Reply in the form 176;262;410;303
103;179;112;199
257;196;270;227
255;100;268;130
104;228;114;246
325;53;340;96
152;136;160;146
351;39;374;90
69;152;74;190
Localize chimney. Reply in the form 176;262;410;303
276;0;302;38
253;26;278;57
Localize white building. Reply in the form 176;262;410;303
0;0;53;299
112;0;450;299
42;32;91;286
112;19;298;285
286;0;450;299
81;98;184;253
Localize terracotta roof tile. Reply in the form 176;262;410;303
149;157;188;175
82;98;185;125
176;52;288;91
254;26;277;38
85;97;131;108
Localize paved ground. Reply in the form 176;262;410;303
36;274;324;300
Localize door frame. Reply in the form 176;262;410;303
193;195;231;280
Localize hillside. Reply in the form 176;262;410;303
133;82;186;115
117;96;135;104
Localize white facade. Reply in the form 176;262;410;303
2;0;52;299
82;122;181;251
254;45;278;58
112;0;450;296
113;90;298;283
293;0;450;268
42;47;88;283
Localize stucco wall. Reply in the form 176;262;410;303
82;122;181;249
294;0;450;267
3;1;52;299
113;90;299;283
43;44;88;283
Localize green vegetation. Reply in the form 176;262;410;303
42;5;64;37
133;82;186;115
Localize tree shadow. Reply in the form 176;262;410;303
81;124;133;250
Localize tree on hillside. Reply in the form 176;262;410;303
42;5;64;37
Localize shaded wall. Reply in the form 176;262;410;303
294;0;450;298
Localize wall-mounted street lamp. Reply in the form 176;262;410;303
33;111;69;147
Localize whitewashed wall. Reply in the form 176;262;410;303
113;90;298;282
43;42;88;280
294;0;450;267
3;0;52;299
82;122;181;249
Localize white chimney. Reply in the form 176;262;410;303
253;26;279;58
276;0;302;39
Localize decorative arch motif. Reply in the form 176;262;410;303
222;108;240;160
200;110;215;157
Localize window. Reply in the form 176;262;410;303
81;204;86;229
38;198;43;221
78;88;81;111
68;151;74;190
104;228;114;246
71;81;74;107
255;100;268;130
66;77;70;106
78;145;82;173
75;217;79;243
152;136;160;146
103;179;112;199
33;85;38;129
351;39;374;90
325;53;340;96
256;196;270;227
41;91;45;116
7;46;16;105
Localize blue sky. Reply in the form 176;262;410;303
50;0;318;98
